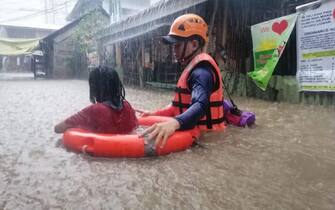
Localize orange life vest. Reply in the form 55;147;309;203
171;53;225;131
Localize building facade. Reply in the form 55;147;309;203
96;0;335;105
0;24;56;74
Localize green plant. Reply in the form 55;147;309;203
68;9;109;77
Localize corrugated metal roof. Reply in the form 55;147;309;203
105;23;170;45
98;0;207;41
45;7;109;41
43;17;82;40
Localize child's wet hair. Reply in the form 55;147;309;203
89;66;125;105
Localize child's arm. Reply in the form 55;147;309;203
54;105;93;133
54;121;72;133
153;104;176;116
139;103;176;117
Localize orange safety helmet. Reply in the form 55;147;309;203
163;14;208;44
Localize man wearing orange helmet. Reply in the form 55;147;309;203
140;14;225;148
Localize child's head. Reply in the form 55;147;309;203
89;66;125;104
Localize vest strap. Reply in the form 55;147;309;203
197;117;225;125
172;100;223;108
177;92;183;114
205;105;213;129
174;87;191;94
210;101;224;107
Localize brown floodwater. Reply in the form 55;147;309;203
0;80;334;210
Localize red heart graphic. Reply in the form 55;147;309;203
272;20;288;35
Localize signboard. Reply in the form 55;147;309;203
248;14;298;91
296;0;335;91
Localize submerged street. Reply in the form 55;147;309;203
0;80;334;210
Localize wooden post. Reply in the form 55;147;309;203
204;0;218;53
115;42;123;81
96;40;102;65
138;39;145;87
221;0;228;48
115;43;122;67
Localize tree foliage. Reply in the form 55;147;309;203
67;9;109;77
72;9;109;55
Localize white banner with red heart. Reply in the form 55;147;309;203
248;13;297;90
297;0;335;92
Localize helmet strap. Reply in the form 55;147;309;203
180;42;201;65
180;40;188;63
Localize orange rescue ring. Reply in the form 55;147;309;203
62;116;201;158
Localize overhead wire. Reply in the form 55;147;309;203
0;0;76;23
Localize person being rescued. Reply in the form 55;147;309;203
139;14;225;148
54;66;138;134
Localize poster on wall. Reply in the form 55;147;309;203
248;13;298;91
296;0;335;91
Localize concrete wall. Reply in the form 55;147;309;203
223;71;335;106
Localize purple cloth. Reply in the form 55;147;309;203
223;99;255;127
240;111;255;127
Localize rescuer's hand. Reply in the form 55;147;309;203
140;118;180;149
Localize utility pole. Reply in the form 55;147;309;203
65;0;68;16
44;0;48;24
51;0;55;24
